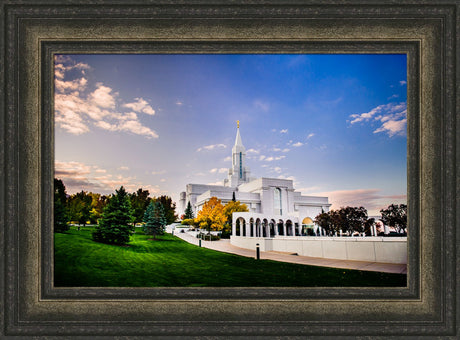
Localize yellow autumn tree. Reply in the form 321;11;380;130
195;197;227;233
222;201;249;234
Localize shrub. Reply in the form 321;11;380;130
196;232;220;241
181;218;195;226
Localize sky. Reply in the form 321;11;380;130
54;54;407;216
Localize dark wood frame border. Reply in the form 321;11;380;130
1;1;458;338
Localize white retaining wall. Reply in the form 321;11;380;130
230;236;407;264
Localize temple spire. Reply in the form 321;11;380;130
234;121;244;148
224;121;251;187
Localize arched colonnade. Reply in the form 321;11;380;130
232;213;320;238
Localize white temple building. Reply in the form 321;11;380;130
178;122;331;236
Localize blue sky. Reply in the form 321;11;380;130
55;54;407;215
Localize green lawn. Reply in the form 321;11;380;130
54;227;406;287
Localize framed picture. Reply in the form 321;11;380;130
53;53;408;289
1;1;457;338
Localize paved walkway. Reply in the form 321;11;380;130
171;231;407;274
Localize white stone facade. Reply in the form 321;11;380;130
178;125;331;228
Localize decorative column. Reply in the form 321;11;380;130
232;221;236;236
283;223;287;237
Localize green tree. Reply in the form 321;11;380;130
315;207;368;236
232;191;236;202
154;195;177;225
68;190;92;226
380;204;407;234
184;201;194;219
129;188;152;225
88;192;108;224
314;212;331;235
143;201;166;238
339;206;368;234
54;178;69;232
92;186;134;245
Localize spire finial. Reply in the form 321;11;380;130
237;120;240;129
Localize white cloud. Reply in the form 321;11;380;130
259;155;266;161
349;102;407;137
117;119;159;138
118;166;129;171
373;118;407;137
246;148;260;155
400;80;407;86
264;155;285;162
123;97;155;115
272;147;290;153
90;84;117;109
349;105;383;124
210;168;227;174
197;144;227;152
55;77;88;93
54;57;159;139
272;167;282;173
176;101;183;106
94;120;118;132
280;129;288;134
151;170;166;175
292;142;303;147
307;133;315;139
223;156;232;162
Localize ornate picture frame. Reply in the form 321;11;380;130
1;1;457;337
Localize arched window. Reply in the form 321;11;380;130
239;152;243;178
274;187;282;215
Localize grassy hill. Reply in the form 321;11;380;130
54;227;406;287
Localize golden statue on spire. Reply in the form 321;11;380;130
237;120;240;128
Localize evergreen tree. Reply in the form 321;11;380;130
143;201;166;239
92;186;134;245
154;195;177;225
54;178;69;232
129;188;151;225
184;201;194;219
232;191;236;202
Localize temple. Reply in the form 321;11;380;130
178;122;331;235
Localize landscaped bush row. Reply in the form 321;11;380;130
196;232;221;241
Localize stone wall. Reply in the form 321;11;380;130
230;236;407;264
